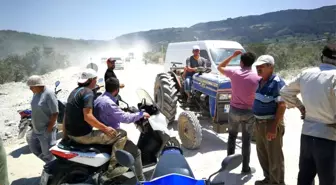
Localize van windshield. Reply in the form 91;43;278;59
210;48;244;66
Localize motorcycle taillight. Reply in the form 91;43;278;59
19;110;32;119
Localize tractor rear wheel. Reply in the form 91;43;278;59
154;73;178;124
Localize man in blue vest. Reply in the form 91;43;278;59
252;55;287;185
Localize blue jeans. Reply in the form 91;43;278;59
184;76;192;93
28;128;56;163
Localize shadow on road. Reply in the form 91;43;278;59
9;145;31;158
9;132;63;158
212;171;253;185
11;176;40;185
183;128;228;157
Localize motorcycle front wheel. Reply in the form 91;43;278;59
48;167;91;185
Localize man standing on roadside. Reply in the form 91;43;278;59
27;75;59;163
217;50;259;174
280;44;336;185
104;57;125;105
252;55;287;185
105;57;125;88
0;136;9;185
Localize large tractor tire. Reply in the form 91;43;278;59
154;73;178;124
177;111;202;150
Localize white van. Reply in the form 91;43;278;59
163;40;246;73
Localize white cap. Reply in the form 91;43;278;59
27;75;44;87
192;45;200;50
78;68;97;84
254;55;275;66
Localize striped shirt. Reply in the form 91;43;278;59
252;75;286;119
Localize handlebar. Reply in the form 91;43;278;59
55;89;62;95
197;67;212;73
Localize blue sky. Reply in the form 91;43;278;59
0;0;335;40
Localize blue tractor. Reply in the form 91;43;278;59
154;64;234;150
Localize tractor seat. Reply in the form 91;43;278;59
57;139;112;154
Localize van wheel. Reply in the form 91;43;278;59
177;111;202;150
86;63;98;72
154;73;178;124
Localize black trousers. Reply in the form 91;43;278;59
227;107;254;171
297;134;336;185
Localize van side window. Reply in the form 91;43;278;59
200;50;210;60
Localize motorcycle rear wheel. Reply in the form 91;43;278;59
48;167;91;185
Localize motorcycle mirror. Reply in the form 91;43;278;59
115;150;135;168
207;154;242;182
55;81;60;87
220;153;242;172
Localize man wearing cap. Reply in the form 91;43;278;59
94;77;151;181
105;57;125;105
63;69;128;182
252;55;287;185
105;57;125;88
217;50;260;174
26;75;59;163
280;44;336;185
184;45;209;103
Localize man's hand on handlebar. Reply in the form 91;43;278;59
143;112;150;119
102;126;117;138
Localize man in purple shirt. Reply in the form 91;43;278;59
217;50;260;174
94;77;150;181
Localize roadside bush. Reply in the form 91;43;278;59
0;46;69;84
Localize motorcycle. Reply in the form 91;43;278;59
18;80;66;143
116;147;243;185
39;88;180;185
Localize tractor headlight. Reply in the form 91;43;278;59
219;93;231;100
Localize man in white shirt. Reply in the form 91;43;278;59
280;44;336;185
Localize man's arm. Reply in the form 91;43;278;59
274;79;287;123
82;91;116;137
267;79;287;140
105;103;145;124
217;50;242;77
46;93;59;132
279;74;304;109
62;114;68;139
83;108;111;132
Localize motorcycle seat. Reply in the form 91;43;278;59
151;150;195;179
58;139;112;154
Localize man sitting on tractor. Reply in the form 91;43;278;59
184;45;208;103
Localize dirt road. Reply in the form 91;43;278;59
3;62;319;185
